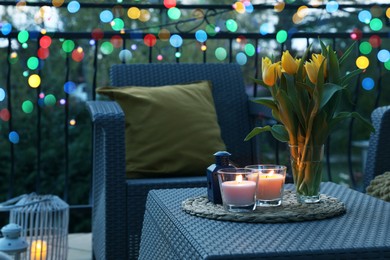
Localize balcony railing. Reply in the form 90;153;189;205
0;1;389;231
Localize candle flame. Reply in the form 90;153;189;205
269;170;274;175
236;175;243;183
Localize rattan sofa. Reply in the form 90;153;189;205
364;105;390;190
86;63;266;259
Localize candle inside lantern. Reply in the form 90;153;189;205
218;168;258;212
30;240;47;260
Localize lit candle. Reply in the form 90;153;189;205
30;240;47;260
221;175;257;205
257;171;284;200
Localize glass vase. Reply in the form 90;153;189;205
289;144;324;203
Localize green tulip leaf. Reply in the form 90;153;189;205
339;41;357;66
244;124;289;143
329;112;375;133
340;69;362;86
319;83;343;110
251;97;278;111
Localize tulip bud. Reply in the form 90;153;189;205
304;60;318;84
281;50;299;75
262;57;280;86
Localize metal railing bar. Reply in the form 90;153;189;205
63;53;70;202
3;31;389;42
36;36;44;194
0;1;387;10
6;37;14;199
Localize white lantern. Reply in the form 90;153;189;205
0;223;28;260
1;193;69;260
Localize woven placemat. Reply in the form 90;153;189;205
182;190;346;223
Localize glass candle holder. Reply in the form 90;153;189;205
245;165;287;207
217;168;258;212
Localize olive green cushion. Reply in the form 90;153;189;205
97;81;226;178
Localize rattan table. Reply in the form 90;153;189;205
139;182;390;259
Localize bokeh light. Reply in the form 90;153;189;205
205;24;217;36
62;40;75;53
158;29;170;41
164;0;176;8
91;28;104;40
100;10;113;23
215;47;227;61
326;1;339;13
39;35;52;48
17;30;29;43
22;100;34;114
52;0;65;8
244;43;255;56
0;88;5;101
144;34;157;47
359;42;372;55
1;23;12;35
377;49;390;63
274;2;285;12
67;1;80;13
72;47;84;62
236;52;247;65
358;10;371;24
110;35;123;48
27;57;39;70
170;34;183;48
195;30;207;43
297;6;309;18
370;18;383;31
100;42;114;54
37;48;50;60
362;77;375;91
369;35;382;48
276;30;288;43
9;131;19;144
44;94;56;106
226;19;238;32
111;18;124;31
0;109;10;121
69;119;76;126
119;49;132;62
259;23;273;35
245;2;254;14
139;9;151;22
64;81;76;94
167;7;181;20
356;56;369;69
9;52;18;64
28;74;41;88
234;2;246;14
385;60;390;71
128;7;140;19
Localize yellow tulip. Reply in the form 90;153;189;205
311;53;327;78
304;60;318;84
262;57;281;86
304;54;327;84
281;50;299;75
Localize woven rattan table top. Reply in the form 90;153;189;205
139;182;390;259
182;190;346;223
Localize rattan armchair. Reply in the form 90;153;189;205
364;105;390;190
86;63;266;259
